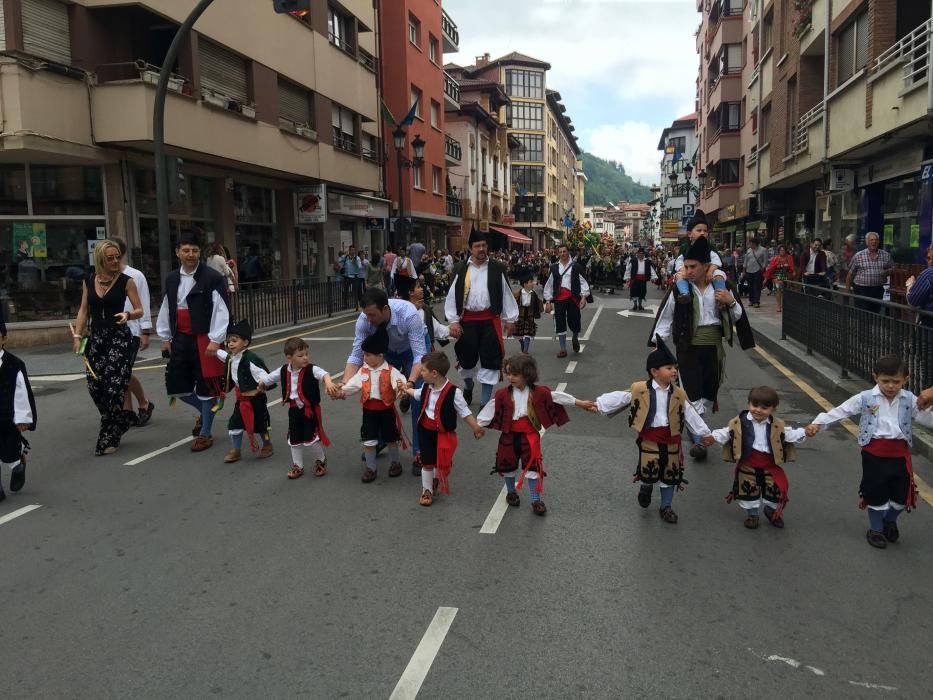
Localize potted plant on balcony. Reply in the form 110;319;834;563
792;0;814;40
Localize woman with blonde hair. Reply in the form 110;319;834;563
73;240;143;455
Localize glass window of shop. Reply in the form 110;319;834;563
135;168;215;298
234;184;279;283
882;177;920;263
0;164;106;322
296;226;323;280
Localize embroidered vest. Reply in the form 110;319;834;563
857;390;914;447
225;349;268;393
627;381;686;437
453;259;506;316
723;411;795;463
280;364;321;408
419;382;458;432
360;366;396;407
488;385;569;433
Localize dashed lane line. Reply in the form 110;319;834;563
389;607;458;700
555;382;567;393
565;361;577;374
479;486;510;535
0;504;42;527
580;304;603;341
755;346;933;506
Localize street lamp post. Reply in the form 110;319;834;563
392;126;425;250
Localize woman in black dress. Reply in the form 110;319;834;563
73;240;143;455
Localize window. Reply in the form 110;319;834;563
717;159;740;184
668;136;686;153
837;11;869;84
786;77;797;153
762;10;773;54
432;166;441;194
410;86;422;119
361;132;377;160
721;43;742;74
277;78;312;129
505;69;544;99
761;105;772;142
0;165;27;215
506;101;544;130
720;102;740;132
430;100;440;128
408;14;420;47
331;104;356;152
429;35;438;63
29;165;104;215
200;40;249;103
22;0;72;65
511;165;544;193
413;164;423;189
329;6;354;53
512;134;543;161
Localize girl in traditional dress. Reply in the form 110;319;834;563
764;245;795;312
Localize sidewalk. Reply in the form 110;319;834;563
744;285;933;463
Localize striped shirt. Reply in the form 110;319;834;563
907;266;933;312
348;298;427;367
849;248;892;287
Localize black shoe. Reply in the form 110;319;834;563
399;395;411;414
10;463;25;492
412;458;422;476
137;401;155;427
689;443;708;461
883;520;900;543
572;336;580;353
866;529;887;549
763;506;784;529
0;486;5;502
637;484;653;508
123;409;140;427
632;303;639;310
506;492;520;507
463;386;473;405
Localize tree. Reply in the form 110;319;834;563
581;152;652;206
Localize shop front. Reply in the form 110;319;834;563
324;189;389;276
234;183;280;283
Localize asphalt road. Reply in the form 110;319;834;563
2;286;933;699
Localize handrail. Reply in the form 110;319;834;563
443;71;460;103
798;101;825;127
875;19;932;74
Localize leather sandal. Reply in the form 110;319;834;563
224;449;241;463
137;401;155;427
883;521;899;543
10;463;26;492
313;459;327;477
506;492;520;507
659;506;679;524
532;501;547;516
763;507;785;529
287;465;304;480
388;461;403;478
866;529;887;549
191;416;202;437
419;489;433;507
190;436;213;452
361;468;377;483
744;515;760;529
258;444;274;459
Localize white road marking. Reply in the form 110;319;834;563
580;304;603;341
766;655;800;669
479;486;510;535
555;382;567;392
0;504;42;527
389;607;458;700
848;681;897;692
565;361;577;374
31;374;85;382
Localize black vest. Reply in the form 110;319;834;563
0;352;36;429
280;364;322;407
420;382;458;432
423;306;449;349
165;265;229;336
453;260;506;315
550;261;582;297
629;257;653;279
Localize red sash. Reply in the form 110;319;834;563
234;385;260;453
176;309;224;397
863;438;917;510
727;449;791;518
635;274;647;281
512;417;544;494
284;367;330;447
555;286;573;302
462;309;504;358
417;383;458;494
640;426;680;445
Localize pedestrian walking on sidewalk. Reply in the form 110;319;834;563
73;240;145;456
763;245;795;312
846;232;893;313
798;239;829;293
906;243;933;327
743;238;767;307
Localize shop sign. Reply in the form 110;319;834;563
719;204;737;223
829;167;855;191
367;217;386;230
921;163;933;182
329;192;390;219
295;184;326;224
13;222;47;259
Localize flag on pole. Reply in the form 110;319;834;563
381;100;397;126
398;98;419;127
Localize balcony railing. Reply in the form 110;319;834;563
444;134;462;162
441;9;459;51
443;71;460;105
94;60;190;95
874;19;932;89
358;48;377;73
333;133;359;154
446;195;462;218
798;101;825;128
791;123;809;155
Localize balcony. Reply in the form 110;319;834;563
707;71;742;109
446;194;462;218
441;9;459;53
873;19;932;93
443;71;460;109
800;0;828;57
445;134;462;165
780;102;824;183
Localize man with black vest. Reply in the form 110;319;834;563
445;228;518;406
543;244;591;358
623;247;657;311
156;230;230;452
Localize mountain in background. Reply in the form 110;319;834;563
581;152;653;206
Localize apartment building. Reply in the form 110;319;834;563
379;0;461;252
694;0;933;262
582;206;617;242
656;112;699;244
0;0;384;340
446;52;584;250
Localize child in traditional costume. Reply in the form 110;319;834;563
215;320;273;463
805;354;933;548
702;386;806;529
260;337;336;480
477;353;577;516
0;349;36;501
577;337;711;524
403;351;484;506
513;271;542;354
337;324;408;483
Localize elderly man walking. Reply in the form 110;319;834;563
743;239;767;307
846;232;893;313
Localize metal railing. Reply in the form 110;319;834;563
441;9;459;48
446;195;462;218
798;101;825;127
782;281;933;388
444;134;462;162
358;49;377;73
230;278;357;332
791;122;809;155
94;60;189;94
443;71;460;104
875;19;932;88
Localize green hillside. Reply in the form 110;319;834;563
581;152;653;206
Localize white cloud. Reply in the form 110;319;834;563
583;122;664;185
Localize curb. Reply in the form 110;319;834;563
752;327;933;467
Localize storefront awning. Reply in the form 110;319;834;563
490;225;532;245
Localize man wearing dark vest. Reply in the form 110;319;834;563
444;228;519;406
543;244;591;358
651;235;754;460
623;247;657;311
156;230;230;452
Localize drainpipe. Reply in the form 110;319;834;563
928;0;933;114
755;0;763;229
822;0;831;159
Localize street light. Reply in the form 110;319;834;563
392;126;425;249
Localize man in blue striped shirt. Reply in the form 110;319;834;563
907;244;933;327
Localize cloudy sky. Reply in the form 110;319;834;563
443;0;699;186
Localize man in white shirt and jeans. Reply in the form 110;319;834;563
114;238;155;427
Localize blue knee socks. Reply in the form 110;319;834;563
480;383;493;406
528;479;541;503
883;507;902;523
388;443;400;463
505;476;516;493
868;508;885;532
230;431;243;450
558;334;567;351
660;486;674;509
364;449;377;471
179;394;201;410
199;399;215;436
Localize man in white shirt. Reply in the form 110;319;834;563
543;244;591;357
113;238;155;428
0;348;36;500
445;229;519;406
623;247;657;311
